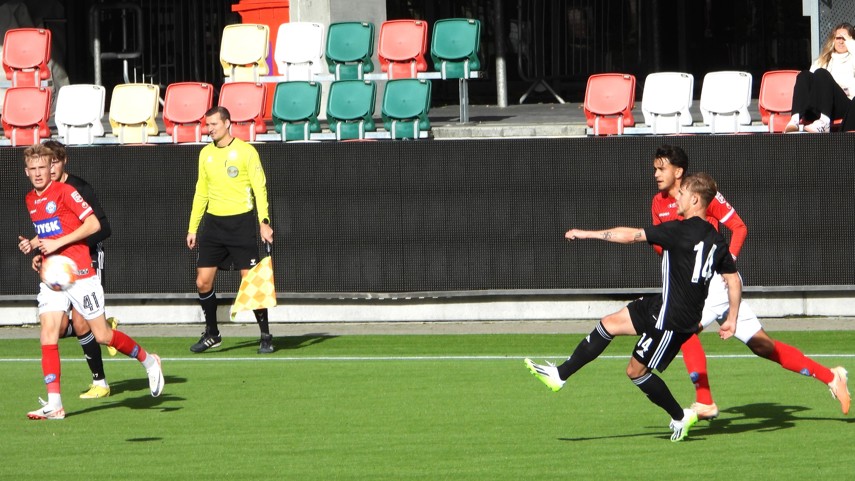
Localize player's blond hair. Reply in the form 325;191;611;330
22;144;55;165
682;172;717;207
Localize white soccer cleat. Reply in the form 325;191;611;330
690;401;720;421
524;358;565;392
828;366;850;415
27;398;65;420
147;354;165;397
670;408;699;442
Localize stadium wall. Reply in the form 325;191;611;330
2;135;853;324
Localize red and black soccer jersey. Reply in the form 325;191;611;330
643;217;737;333
26;180;96;279
650;190;747;258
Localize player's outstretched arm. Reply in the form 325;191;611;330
565;227;646;244
718;271;743;339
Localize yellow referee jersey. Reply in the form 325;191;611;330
188;138;270;234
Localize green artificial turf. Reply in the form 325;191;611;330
1;331;852;480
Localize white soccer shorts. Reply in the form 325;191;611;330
700;272;763;344
37;276;106;321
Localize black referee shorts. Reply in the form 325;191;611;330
197;212;261;270
627;295;693;372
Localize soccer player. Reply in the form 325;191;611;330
525;173;741;442
187;106;275;354
650;145;849;417
21;144;164;420
18;140;118;399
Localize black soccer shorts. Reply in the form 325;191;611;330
627;295;694;372
197;212;261;270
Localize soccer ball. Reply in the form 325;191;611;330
40;255;78;291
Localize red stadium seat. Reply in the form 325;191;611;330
584;73;636;135
1;86;52;145
378;20;428;79
164;82;214;143
758;70;798;133
2;28;52;87
219;82;267;142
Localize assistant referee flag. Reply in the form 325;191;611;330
230;256;277;319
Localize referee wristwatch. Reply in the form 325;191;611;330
261;218;270;225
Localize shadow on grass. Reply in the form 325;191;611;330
65;374;187;418
215;334;335;353
694;402;855;437
67;391;184;418
559;402;854;442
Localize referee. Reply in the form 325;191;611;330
187;106;275;354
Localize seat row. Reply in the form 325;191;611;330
584;70;800;135
221;18;481;83
0;78;433;146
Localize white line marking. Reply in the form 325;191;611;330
1;354;854;362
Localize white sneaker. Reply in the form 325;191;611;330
804;119;829;133
524;358;566;392
669;408;699;442
147;354;164;397
27;398;65;420
783;121;800;133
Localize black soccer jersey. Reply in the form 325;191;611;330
64;173;111;250
643;217;737;333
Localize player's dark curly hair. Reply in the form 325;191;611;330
654;144;689;172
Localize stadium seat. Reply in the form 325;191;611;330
2;28;51;87
378;19;428;79
430;18;481;80
758;70;798;133
1;86;52;146
163;82;214;143
641;72;694;134
381;79;431;139
326;80;376;140
275;22;325;81
583;73;636;135
220;23;270;82
326;21;375;80
271;81;322;141
54;84;106;145
219;81;267;142
699;71;752;133
109;83;160;144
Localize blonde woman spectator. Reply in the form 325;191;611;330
786;23;855;133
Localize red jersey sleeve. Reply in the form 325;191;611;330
650;193;674;256
707;192;747;258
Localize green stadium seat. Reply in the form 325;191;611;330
430;19;481;79
326;80;376;140
325;22;375;80
381;79;431;139
271;81;322;141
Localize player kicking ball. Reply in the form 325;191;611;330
525;173;741;442
21;145;164;420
